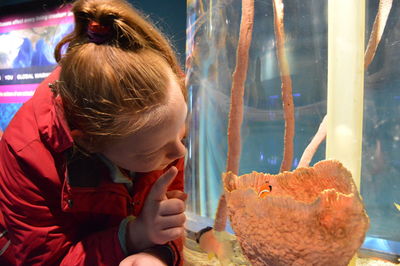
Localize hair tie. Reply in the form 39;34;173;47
87;21;112;44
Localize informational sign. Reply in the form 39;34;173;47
0;5;74;133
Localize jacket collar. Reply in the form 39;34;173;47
33;66;73;153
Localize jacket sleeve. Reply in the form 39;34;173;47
0;139;126;265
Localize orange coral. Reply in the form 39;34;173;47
214;0;255;232
223;160;369;266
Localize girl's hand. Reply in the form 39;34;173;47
127;166;187;252
119;252;167;266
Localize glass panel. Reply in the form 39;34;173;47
186;0;327;221
362;0;400;248
186;0;400;262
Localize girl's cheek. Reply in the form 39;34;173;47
138;156;163;170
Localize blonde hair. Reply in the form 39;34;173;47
54;0;185;152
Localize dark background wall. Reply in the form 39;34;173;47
0;0;186;65
130;0;186;65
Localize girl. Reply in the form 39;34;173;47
0;0;187;265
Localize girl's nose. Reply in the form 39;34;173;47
167;139;187;160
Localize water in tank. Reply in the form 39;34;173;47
185;0;400;265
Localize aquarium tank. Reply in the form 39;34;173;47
185;0;400;264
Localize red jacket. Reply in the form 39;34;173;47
0;67;185;265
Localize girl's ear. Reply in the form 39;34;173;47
70;129;93;153
70;129;84;140
70;130;106;154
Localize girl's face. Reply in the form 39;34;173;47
102;75;187;173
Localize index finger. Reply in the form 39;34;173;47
148;166;178;201
166;190;188;201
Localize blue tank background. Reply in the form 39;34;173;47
185;0;400;259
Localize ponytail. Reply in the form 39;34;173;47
55;0;181;76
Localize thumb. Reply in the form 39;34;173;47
148;166;178;201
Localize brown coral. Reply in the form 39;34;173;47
223;160;369;266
